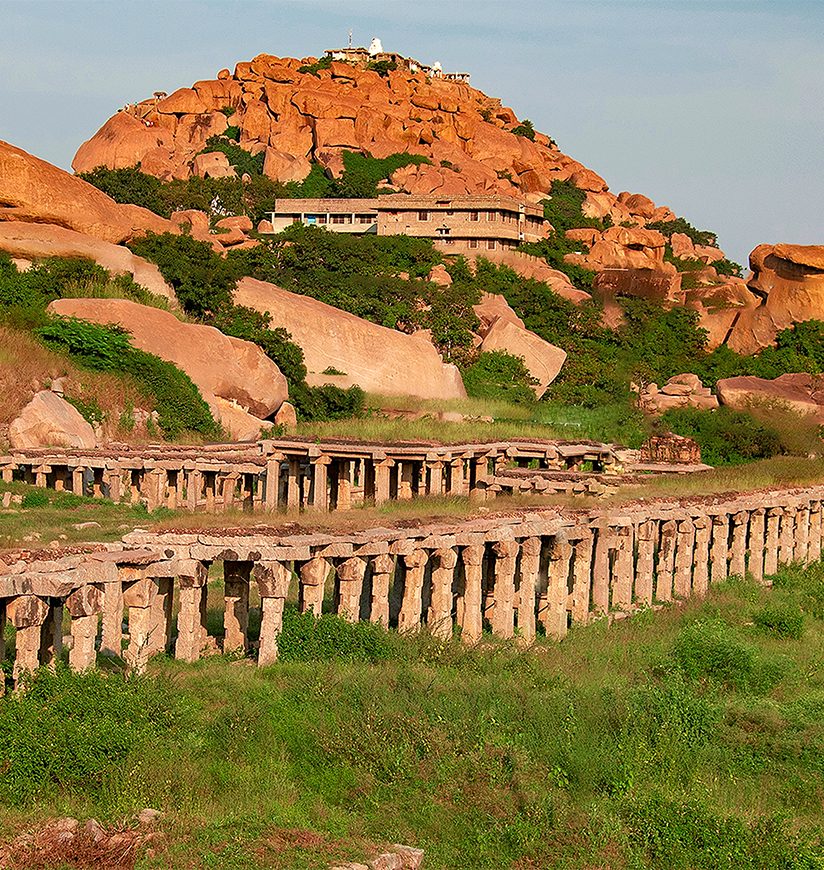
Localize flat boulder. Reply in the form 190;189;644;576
234;277;466;400
0;222;177;305
47;298;287;419
716;373;824;422
9;390;97;449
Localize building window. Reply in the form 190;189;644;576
357;214;377;224
418;211;429;221
331;214;352;225
444;239;454;245
487;239;496;250
487;211;496;221
317;215;328;224
470;211;480;222
469;239;479;249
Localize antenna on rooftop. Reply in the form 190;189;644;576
348;28;353;48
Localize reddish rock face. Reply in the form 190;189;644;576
9;390;98;450
716;373;824;422
47;298;288;419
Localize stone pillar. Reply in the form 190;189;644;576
544;535;572;639
398;463;414;500
299;557;328;615
66;585;103;672
747;509;766;583
255;561;291;666
517;538;541;645
311;457;330;512
185;469;201;511
591;527;611;615
1;464;13;483
673;520;695;600
778;508;795;567
335;460;352;511
336;557;367;622
710;515;729;586
105;469;122;503
175;562;209;663
725;511;746;578
123;577;166;674
428;548;457;639
692;517;711;597
570;533;593;625
369;554;395;627
72;466;85;497
264;457;281;511
374;460;393;506
398;550;428;633
34;464;48;488
612;525;635;610
491;540;519;639
634;521;655;606
145;469;166;512
149;576;174;657
808;503;822;564
7;595;49;684
287;459;301;511
39;602;63;668
224;561;252;654
428;461;444;498
450;459;466;497
221;473;239;512
100;574;126;658
656;520;677;602
460;545;484;644
764;507;781;577
795;506;810;565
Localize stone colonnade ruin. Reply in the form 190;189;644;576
0;487;820;686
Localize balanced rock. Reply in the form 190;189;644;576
9;390;97;449
234;277;466;400
47;298;288;418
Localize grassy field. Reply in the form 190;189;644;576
1;561;824;868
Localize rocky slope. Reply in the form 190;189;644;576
72;52;732;286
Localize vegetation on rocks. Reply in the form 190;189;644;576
2;561;824;868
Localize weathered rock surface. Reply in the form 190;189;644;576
473;293;565;397
207;395;268;441
0;139;174;244
234;277;466;400
0;222;177;304
716;373;824;422
9;390;97;449
639;374;719;415
726;244;824;354
47;298;288;418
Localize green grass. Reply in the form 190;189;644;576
3;562;824;867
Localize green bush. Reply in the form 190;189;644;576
511;119;536;140
753;603;805;639
37;317;220;439
289;382;366;422
0;668;183;805
20;489;50;509
277;608;393;663
646;217;717;248
77;166;166;215
672;619;757;689
540;179;603;234
661;406;783;466
366;59;397;77
297;56;333;76
201;135;265;177
462;351;537;404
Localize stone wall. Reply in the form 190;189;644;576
1;486;821;687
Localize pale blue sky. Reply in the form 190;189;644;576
1;0;822;265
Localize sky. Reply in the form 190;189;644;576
1;0;822;265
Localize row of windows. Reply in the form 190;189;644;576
298;214;378;226
440;239;500;249
414;210;527;223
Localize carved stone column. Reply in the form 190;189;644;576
710;515;729;586
778;508;795;567
39;601;63;668
255;561;291;666
460;545;484;644
398;550;428;633
634;521;655;606
299;557;328;616
175;561;209;663
591;526;612;615
264;456;282;511
656;520;677;602
374;459;393;506
517;537;541;645
7;595;49;684
310;456;330;512
545;535;572;638
692;516;711;597
673;520;695;599
427;461;444;498
369;554;395;627
224;561;252;653
287;458;302;511
764;507;781;577
795;506;810;565
612;525;635;610
747;508;766;583
428;548;457;639
489;540;518;639
808;502;822;563
570;533;593;625
66;586;103;672
398;463;414;501
728;511;749;578
336;557;367;623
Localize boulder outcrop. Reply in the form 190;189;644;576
0;222;177;304
0;139;174;244
47;298;288;420
9;390;97;449
716;373;824;422
639;374;719;415
473;294;566;397
234;277;466;400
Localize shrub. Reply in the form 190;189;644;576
511;119;535;140
277;608;393;663
541;180;603;234
20;489;50;508
77;166;168;215
290;382;365;422
37;317;220;439
753;603;804;639
297;56;333;76
201;136;265;177
366;59;397;77
462;350;537;404
660;406;783;466
672;619;757;689
646;217;717;248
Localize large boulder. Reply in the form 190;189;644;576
0;222;177;305
47;298;287;418
716;373;824;422
0;139;174;244
9;390;97;449
639;374;719;415
727;244;824;354
234;277;466;400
